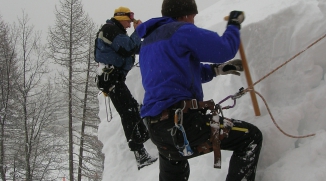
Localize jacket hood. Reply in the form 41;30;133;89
136;17;175;38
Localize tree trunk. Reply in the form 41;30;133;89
0;117;6;181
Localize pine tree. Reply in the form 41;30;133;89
0;15;19;181
48;0;103;180
76;21;104;181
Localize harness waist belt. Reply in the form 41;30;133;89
156;99;216;121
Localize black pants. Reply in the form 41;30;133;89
109;81;149;151
146;111;262;181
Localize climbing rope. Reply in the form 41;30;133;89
249;89;315;138
220;32;326;138
245;32;326;92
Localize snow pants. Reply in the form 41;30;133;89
109;81;149;151
145;110;263;181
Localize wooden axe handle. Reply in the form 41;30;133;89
224;15;261;116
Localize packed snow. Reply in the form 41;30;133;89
97;0;326;180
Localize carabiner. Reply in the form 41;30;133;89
174;108;183;126
171;108;193;156
103;72;109;81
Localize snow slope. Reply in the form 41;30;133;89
98;0;326;180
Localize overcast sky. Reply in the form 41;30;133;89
0;0;217;42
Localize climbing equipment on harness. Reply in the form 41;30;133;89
209;107;233;169
104;94;113;122
170;108;194;156
218;86;317;138
216;87;245;110
210;118;221;168
166;99;235;169
96;65;123;94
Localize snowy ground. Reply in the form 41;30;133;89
97;0;326;180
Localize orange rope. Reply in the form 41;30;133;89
242;33;326;138
245;32;326;92
248;89;315;138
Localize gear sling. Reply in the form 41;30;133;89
145;99;237;168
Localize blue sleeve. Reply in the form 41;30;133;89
111;31;141;57
200;63;216;83
177;24;240;64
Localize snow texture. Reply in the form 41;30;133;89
97;0;326;180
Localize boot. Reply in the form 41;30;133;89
134;147;158;170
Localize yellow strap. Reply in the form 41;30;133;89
206;123;248;133
220;125;248;133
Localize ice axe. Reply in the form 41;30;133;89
224;16;261;116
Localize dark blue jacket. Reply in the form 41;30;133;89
136;17;240;117
95;18;141;75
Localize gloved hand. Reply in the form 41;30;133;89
211;59;243;76
227;11;245;29
133;19;142;29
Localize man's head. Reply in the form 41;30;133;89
161;0;198;18
113;6;134;29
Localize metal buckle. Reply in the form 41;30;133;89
103;72;109;81
190;99;198;109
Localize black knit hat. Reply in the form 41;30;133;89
161;0;198;18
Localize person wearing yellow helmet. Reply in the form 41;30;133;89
95;6;157;170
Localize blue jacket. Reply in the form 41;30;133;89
136;17;240;117
95;18;141;75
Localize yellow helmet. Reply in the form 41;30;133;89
114;7;134;21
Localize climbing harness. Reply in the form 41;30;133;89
166;99;235;168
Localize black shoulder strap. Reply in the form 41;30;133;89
94;25;102;62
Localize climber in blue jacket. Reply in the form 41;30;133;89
137;0;263;180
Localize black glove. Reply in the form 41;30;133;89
211;59;243;76
227;11;245;29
